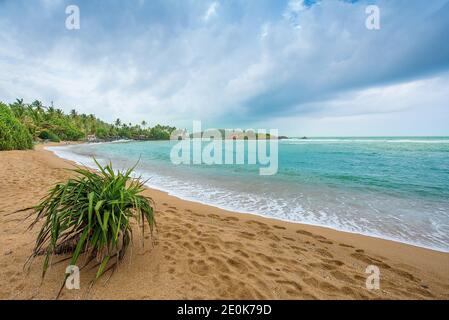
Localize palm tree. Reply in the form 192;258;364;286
141;120;147;129
29;101;44;123
31;100;44;111
11;98;26;118
16;98;24;106
70;109;78;118
115;118;121;127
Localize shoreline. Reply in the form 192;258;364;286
0;142;448;299
46;142;449;254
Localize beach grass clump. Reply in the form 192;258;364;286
0;102;33;150
25;159;155;295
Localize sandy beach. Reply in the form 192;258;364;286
0;143;448;300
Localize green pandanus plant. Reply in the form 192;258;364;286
23;159;155;298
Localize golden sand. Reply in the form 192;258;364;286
0;144;448;299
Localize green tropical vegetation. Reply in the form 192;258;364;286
0;102;34;150
0;99;176;151
23;159;155;297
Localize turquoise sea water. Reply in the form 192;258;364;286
49;137;449;252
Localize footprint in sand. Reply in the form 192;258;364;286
239;231;256;239
227;257;248;273
315;248;334;258
193;241;206;253
259;230;280;241
306;260;325;268
249;260;267;272
245;220;269;230
192;212;205;218
276;279;303;294
224;241;240;249
223;217;239;222
296;229;314;237
322;259;345;267
208;257;231;273
331;270;355;284
219;274;231;281
289;245;308;252
350;252;392;270
265;271;281;278
256;252;276;264
234;249;250;258
189;259;210;276
354;274;365;281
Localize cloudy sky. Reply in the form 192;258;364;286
1;0;448;136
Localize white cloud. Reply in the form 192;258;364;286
0;0;448;135
203;2;219;22
39;0;63;10
316;77;449;117
283;0;308;29
260;23;270;38
260;76;449;136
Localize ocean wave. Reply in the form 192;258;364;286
284;138;449;144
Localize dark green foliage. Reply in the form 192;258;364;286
95;127;109;139
25;159;155;297
38;130;61;142
0;99;176;150
0;102;33;150
47;117;84;141
149;125;171;140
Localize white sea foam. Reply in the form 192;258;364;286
46;145;97;166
